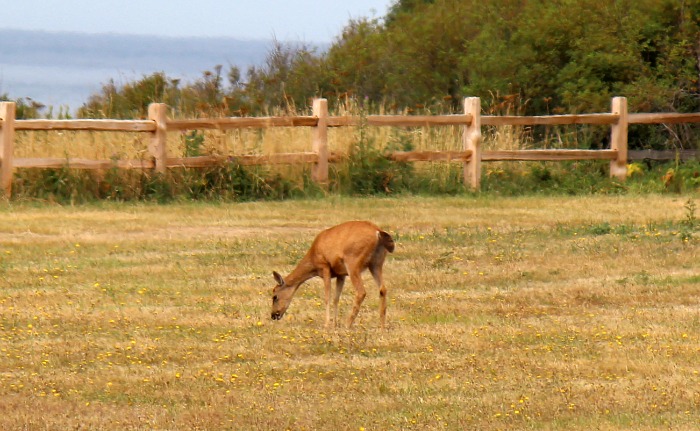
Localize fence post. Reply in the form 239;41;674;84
0;102;16;197
148;103;168;174
463;97;482;191
312;98;329;185
610;96;628;181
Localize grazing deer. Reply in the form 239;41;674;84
271;221;395;329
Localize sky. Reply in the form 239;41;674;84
1;0;395;43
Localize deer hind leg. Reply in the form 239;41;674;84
321;268;333;329
332;275;345;328
346;270;366;328
370;264;387;330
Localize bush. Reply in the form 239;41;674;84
11;161;302;204
627;160;700;194
9;156;699;203
338;138;410;195
481;161;627;196
178;162;298;201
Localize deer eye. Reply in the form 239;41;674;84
272;295;279;303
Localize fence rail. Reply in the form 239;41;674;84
482;113;620;126
14;119;157;132
0;97;698;196
482;150;618;161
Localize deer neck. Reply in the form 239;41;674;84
284;255;318;289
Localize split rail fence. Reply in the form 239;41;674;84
1;97;699;196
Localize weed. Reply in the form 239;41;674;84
12;167;95;204
183;130;205;157
680;198;697;243
335;118;415;195
589;222;613;235
683;198;697;228
628;160;700;194
481;161;625;196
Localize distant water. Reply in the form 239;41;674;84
0;29;274;113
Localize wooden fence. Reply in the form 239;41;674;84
0;97;698;196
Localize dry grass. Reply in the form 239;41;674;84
0;195;698;430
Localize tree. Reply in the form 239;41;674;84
0;93;45;119
235;40;325;114
76;0;700;153
78;72;179;119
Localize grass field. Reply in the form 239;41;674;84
0;195;698;430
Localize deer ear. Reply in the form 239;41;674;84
273;271;285;286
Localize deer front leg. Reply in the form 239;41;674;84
333;275;345;328
346;271;366;328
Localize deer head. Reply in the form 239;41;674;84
270;271;296;320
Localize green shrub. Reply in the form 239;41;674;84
12;161;301;204
9;156;699;203
178;162;297;201
627;160;700;194
12;167;94;204
333;120;418;195
481;161;626;196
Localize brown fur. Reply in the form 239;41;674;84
271;221;394;329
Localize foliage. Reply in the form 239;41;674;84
11;158;698;204
480;161;628;196
625;159;700;194
183;131;205;157
680;198;698;242
241;41;326;114
333;120;416;195
78;72;176;119
0;93;45;119
55;0;700;152
11;162;301;204
11;167;166;204
75;42;323;119
11;167;87;203
179;162;298;201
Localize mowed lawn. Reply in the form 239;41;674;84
0;195;698;430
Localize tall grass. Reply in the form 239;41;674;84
9;100;700;202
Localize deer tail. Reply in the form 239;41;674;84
378;230;395;253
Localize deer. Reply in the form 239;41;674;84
270;221;395;329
